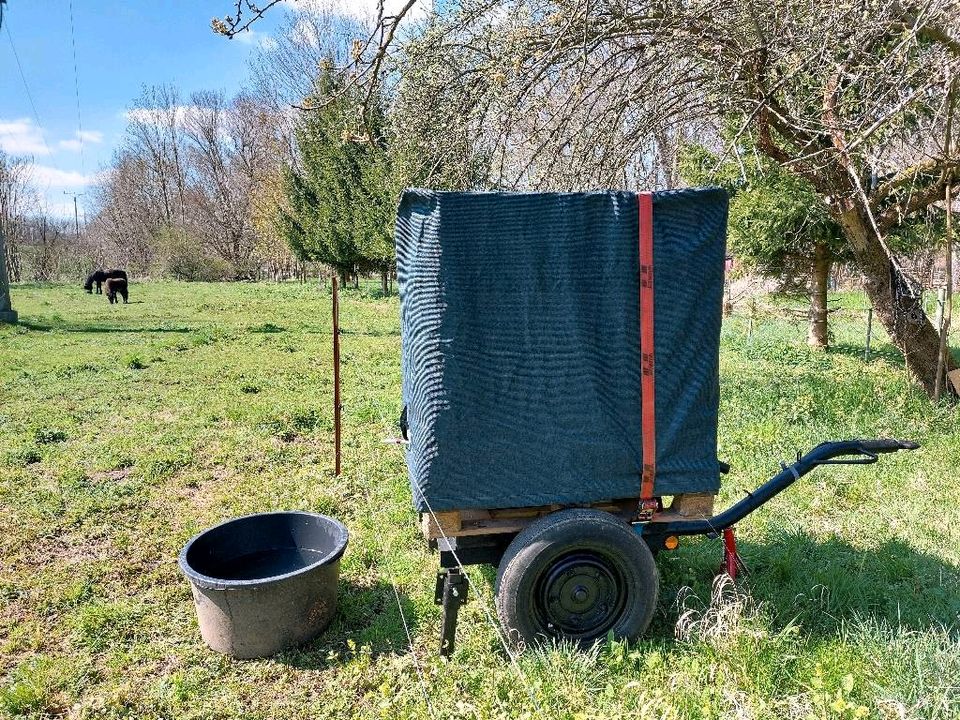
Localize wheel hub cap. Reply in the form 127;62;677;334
537;552;626;639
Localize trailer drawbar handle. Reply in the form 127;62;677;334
640;438;919;538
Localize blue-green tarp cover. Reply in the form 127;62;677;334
397;188;728;512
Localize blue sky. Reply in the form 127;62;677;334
0;0;289;218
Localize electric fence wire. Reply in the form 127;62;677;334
358;483;438;720
67;0;85;175
348;344;546;718
335;297;437;718
405;472;546;719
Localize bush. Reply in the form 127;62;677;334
124;354;147;370
33;427;67;444
156;228;234;281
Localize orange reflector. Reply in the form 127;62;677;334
664;536;679;550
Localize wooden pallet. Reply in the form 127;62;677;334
419;493;716;540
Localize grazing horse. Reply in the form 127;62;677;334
84;269;128;294
104;277;129;304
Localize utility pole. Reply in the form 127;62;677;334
64;191;84;239
0;0;17;324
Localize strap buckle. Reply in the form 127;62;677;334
637;498;659;522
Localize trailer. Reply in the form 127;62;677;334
393;187;919;654
418;438;918;654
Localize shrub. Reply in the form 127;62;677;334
124;354;147;370
33;427;67;444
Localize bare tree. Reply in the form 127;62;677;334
184;91;284;277
89;152;166;274
0;152;38;283
249;4;365;111
124;85;190;229
88;83;292;279
0;151;33;321
18;216;71;281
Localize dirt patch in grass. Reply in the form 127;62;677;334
89;468;133;484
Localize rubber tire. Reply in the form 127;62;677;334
495;508;658;649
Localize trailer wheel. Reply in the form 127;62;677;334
495;509;658;649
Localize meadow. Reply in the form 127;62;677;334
1;281;958;720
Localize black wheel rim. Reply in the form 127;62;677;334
533;551;627;640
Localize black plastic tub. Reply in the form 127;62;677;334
179;511;348;659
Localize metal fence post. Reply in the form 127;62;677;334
332;275;342;476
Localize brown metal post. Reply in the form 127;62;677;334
332;275;342;476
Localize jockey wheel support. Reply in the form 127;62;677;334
722;526;747;579
435;568;468;657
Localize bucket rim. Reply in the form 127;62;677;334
178;510;348;590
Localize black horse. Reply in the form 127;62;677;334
84;269;127;294
104;277;129;304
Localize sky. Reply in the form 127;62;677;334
0;1;296;219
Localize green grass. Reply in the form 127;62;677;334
1;281;958;719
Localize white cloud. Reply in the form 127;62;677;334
232;27;264;45
288;0;430;31
291;0;426;21
77;130;104;144
232;27;279;50
31;165;93;189
58;129;105;152
123;105;203;127
0;118;50;156
336;0;431;23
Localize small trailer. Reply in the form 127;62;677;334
418;438;917;654
393;188;918;654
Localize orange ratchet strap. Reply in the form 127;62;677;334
638;192;657;515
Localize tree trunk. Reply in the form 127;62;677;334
935;181;954;401
837;206;954;396
808;241;830;349
380;268;389;296
4;226;22;283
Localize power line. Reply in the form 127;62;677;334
4;19;54;158
67;0;85;175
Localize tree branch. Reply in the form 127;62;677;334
212;0;286;39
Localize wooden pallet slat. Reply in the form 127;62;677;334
418;497;690;540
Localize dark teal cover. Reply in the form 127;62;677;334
396;188;728;512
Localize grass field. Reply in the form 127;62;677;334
1;281;959;720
